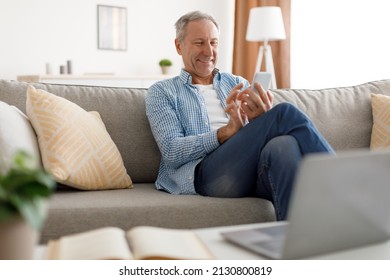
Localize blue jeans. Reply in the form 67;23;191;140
194;103;334;220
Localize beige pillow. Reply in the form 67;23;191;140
26;85;133;190
370;93;390;149
0;101;41;174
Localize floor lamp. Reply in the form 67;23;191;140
246;6;286;89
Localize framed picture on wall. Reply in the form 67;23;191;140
97;5;127;51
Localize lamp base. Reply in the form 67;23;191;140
255;43;277;89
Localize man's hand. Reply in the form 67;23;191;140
217;83;245;144
217;82;274;144
237;82;273;122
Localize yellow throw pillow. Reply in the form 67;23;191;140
26;86;133;190
370;93;390;149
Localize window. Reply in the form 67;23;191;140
291;0;390;88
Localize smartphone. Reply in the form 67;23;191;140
251;72;272;91
236;72;271;125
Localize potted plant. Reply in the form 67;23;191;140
0;150;56;259
159;58;173;75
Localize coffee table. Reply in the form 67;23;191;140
35;222;390;260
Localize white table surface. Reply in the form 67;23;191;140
35;222;390;260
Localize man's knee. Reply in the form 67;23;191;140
271;102;307;121
273;102;295;111
261;135;301;162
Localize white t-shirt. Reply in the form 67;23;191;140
195;84;229;130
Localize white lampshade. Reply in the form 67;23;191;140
246;6;286;42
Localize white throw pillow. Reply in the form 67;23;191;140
0;101;41;174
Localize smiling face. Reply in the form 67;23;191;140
175;19;219;85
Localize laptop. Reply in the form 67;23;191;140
222;149;390;259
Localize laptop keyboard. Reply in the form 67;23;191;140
254;223;288;238
253;239;285;253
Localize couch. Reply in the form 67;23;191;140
1;78;390;244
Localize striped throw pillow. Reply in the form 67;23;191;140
370;93;390;149
26;86;133;190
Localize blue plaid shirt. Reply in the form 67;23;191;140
145;69;249;194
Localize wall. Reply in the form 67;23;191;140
291;0;390;88
0;0;235;80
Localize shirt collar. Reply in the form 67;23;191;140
179;68;221;85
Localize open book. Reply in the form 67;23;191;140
46;226;214;260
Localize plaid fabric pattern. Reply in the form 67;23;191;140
145;69;249;194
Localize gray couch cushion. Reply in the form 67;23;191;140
0;80;160;183
271;79;390;150
41;184;276;243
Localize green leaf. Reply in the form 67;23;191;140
10;196;46;230
0;185;8;200
17;184;50;198
0;150;56;229
0;203;17;223
12;150;36;171
35;171;56;190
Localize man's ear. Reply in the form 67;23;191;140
175;38;182;55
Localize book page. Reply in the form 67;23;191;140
127;226;214;260
47;227;133;260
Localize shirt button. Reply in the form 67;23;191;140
188;176;193;181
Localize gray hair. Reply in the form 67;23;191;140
175;11;219;42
